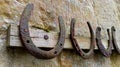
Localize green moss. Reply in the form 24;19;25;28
32;24;50;32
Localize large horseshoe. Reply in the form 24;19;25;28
111;26;120;54
96;27;112;57
70;18;95;59
19;3;65;59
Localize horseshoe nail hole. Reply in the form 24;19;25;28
97;27;101;31
60;43;62;46
54;51;57;54
26;40;30;43
24;29;28;32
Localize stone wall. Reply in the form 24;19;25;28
0;0;120;67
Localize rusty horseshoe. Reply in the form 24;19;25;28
19;3;65;59
96;27;112;57
111;26;120;54
70;18;95;59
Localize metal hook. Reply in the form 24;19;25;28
70;18;95;59
111;26;120;54
96;27;112;57
19;3;65;59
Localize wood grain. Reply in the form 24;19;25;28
7;24;116;49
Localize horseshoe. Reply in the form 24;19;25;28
19;3;65;59
96;27;112;57
70;18;95;59
111;26;120;54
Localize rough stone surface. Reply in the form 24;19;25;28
0;0;120;67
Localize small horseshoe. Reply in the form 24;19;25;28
19;3;65;59
96;27;112;57
70;18;95;59
111;26;120;54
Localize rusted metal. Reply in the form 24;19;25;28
96;27;112;57
70;18;95;59
19;3;65;59
44;35;49;40
111;26;120;54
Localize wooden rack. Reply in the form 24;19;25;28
7;24;115;49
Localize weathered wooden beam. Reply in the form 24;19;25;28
7;24;115;49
